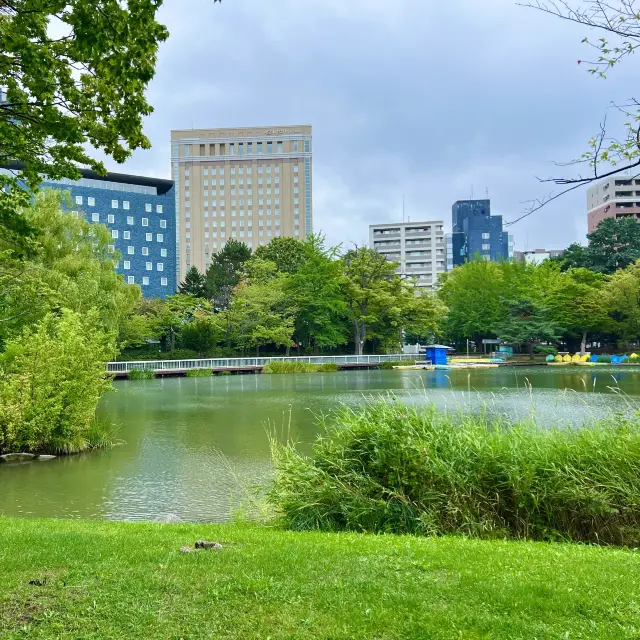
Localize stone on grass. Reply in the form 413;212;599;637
179;546;193;554
195;540;223;550
36;455;57;461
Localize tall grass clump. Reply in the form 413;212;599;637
186;368;213;377
378;360;416;370
262;362;339;374
128;368;156;380
268;400;640;545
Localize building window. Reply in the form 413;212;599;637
88;197;95;206
156;204;163;214
123;261;131;270
142;277;149;286
145;203;152;213
142;218;149;227
142;247;149;256
482;244;490;251
146;262;153;271
127;216;134;225
160;219;166;229
75;195;83;205
127;276;135;284
111;229;118;239
123;201;130;210
146;232;152;242
127;246;134;255
107;214;115;224
161;248;167;257
111;200;118;209
161;277;168;286
157;234;163;242
482;233;490;240
277;141;283;153
123;231;130;240
157;263;164;272
91;213;100;222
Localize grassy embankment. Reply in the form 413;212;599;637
1;518;640;639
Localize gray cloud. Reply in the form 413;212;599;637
110;0;636;252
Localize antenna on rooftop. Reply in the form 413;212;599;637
471;185;474;200
485;187;489;199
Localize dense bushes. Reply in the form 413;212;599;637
262;362;339;374
0;310;116;454
128;368;156;380
268;400;640;545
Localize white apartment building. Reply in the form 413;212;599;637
369;221;446;289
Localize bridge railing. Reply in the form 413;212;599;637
106;354;414;374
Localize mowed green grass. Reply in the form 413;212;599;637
1;518;639;639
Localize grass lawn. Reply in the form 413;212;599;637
1;518;640;639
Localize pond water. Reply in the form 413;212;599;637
2;366;640;522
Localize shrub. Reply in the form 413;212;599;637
267;400;640;545
262;362;339;374
128;368;156;380
185;368;213;378
0;310;116;454
157;349;198;360
535;346;558;357
597;355;613;363
378;360;416;370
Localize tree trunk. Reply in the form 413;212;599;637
170;327;176;352
354;321;365;355
528;341;535;360
580;331;587;355
285;344;291;357
256;344;260;357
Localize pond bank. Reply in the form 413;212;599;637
1;517;638;639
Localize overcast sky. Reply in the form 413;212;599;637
109;0;637;251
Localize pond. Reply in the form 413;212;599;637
2;366;640;522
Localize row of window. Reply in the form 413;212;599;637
111;230;165;243
74;195;164;213
92;213;167;228
184;140;306;157
109;245;168;258
120;261;165;272
185;165;299;177
125;275;169;287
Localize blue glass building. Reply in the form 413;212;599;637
42;169;177;298
447;199;510;269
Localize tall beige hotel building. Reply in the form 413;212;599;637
170;125;312;283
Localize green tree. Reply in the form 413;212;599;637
223;259;294;356
0;0;198;244
496;297;563;359
144;294;208;352
204;240;252;309
602;260;640;344
341;247;399;355
584;217;640;274
543;266;607;353
0;190;139;347
0;309;116;453
550;243;588;272
254;237;308;274
437;260;509;348
179;266;206;298
285;236;348;353
177;313;221;357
